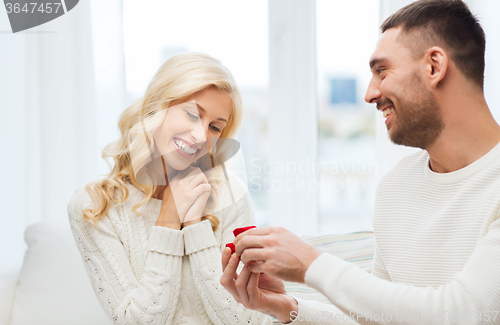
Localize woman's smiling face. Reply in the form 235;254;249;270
153;86;233;172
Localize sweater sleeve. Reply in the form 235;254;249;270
285;237;387;324
182;179;272;325
68;188;183;325
371;238;391;282
286;235;382;324
303;216;500;325
286;296;359;325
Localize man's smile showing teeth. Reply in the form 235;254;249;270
383;106;394;118
174;138;199;155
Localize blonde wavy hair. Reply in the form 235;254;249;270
83;53;243;231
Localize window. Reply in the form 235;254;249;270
316;0;380;233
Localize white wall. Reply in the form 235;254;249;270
468;0;500;121
0;9;29;273
0;0;125;273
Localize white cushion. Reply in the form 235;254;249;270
0;269;18;325
9;222;111;325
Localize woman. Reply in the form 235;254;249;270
68;53;271;325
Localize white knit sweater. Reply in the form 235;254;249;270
290;141;500;324
68;177;272;325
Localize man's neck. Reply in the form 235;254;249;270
426;98;500;173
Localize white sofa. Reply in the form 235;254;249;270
0;222;111;325
0;222;373;325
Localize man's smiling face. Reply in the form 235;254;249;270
365;26;444;149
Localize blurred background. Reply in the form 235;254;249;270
2;0;500;273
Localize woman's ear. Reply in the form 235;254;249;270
426;46;448;89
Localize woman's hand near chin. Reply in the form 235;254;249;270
170;166;211;225
182;168;211;227
155;166;211;229
182;189;211;227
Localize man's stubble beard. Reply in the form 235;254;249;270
389;73;444;150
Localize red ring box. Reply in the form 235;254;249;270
225;226;257;254
233;226;256;237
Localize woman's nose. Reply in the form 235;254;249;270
191;120;207;146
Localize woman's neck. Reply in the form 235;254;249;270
151;185;166;200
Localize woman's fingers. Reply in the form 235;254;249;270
220;254;241;302
246;272;261;303
185;184;211;221
168;167;210;221
234;265;252;305
183;190;211;223
187;170;208;189
190;183;211;198
221;247;233;271
175;167;208;194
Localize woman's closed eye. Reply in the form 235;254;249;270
186;110;200;120
185;108;224;133
210;125;222;133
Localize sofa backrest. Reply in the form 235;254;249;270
9;222;111;325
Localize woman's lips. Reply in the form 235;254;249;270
173;137;199;158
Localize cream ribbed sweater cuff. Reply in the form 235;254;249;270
304;253;350;299
286;295;316;325
183;220;217;255
148;226;184;256
286;295;358;324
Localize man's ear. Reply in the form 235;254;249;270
425;46;448;89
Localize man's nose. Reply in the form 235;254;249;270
364;78;382;104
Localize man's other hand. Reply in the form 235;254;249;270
234;227;322;283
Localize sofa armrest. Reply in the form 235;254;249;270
0;269;19;325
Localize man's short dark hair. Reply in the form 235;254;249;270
381;0;485;89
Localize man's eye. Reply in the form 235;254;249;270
186;111;199;120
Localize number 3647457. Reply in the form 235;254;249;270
5;2;62;14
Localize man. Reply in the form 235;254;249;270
220;0;500;324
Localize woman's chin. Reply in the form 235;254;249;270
165;157;195;173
